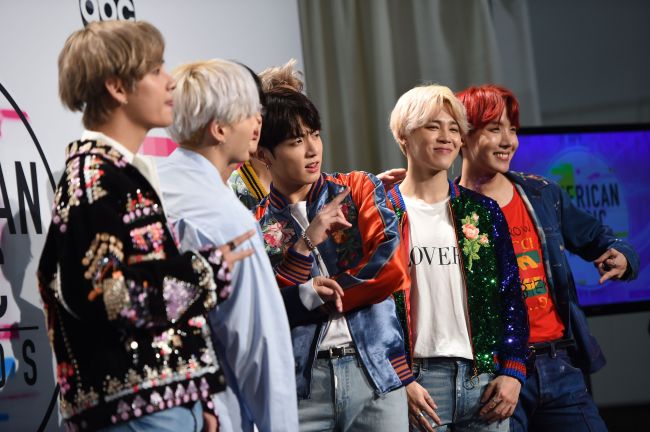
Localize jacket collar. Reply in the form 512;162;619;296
505;171;550;194
268;173;326;211
237;161;268;201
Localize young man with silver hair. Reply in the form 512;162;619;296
158;59;298;432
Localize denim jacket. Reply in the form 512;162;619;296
255;172;412;398
505;172;640;373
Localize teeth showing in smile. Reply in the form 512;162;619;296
495;152;509;160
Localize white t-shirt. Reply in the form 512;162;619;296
289;202;353;350
403;195;473;360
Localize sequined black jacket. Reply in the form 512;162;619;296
37;140;231;431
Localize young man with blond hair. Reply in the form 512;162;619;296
386;84;528;431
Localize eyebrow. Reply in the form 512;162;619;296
427;119;459;126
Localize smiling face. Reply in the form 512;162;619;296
262;120;322;196
463;108;518;176
123;63;176;129
403;106;463;174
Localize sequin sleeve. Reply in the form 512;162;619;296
46;155;232;331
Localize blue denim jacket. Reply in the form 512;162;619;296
506;172;640;373
256;172;412;398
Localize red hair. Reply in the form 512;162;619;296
456;84;520;134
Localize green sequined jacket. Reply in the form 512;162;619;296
388;180;529;382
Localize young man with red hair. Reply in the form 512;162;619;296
457;84;639;431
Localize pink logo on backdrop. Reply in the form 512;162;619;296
0;109;29;138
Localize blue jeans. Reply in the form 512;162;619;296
412;358;509;432
99;401;203;432
298;355;408;431
510;349;607;432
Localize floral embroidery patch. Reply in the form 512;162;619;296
261;219;295;255
460;212;489;271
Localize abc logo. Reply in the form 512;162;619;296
79;0;136;25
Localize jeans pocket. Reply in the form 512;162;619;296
559;355;583;375
412;362;422;382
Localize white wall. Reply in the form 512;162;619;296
0;1;303;430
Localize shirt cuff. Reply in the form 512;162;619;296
298;279;325;311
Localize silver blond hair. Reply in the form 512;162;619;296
168;59;260;145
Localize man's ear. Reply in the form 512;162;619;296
257;146;274;168
105;77;128;105
207;120;228;145
398;135;408;152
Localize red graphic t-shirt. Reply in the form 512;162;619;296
501;186;565;343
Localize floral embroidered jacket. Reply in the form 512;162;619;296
255;172;412;398
37;140;231;431
387;181;529;382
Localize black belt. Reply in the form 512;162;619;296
316;346;357;359
529;339;576;357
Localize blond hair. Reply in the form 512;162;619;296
58;20;164;129
259;59;304;93
389;84;468;155
168;59;260;147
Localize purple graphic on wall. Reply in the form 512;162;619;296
514;129;650;311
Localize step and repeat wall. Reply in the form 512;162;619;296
0;1;303;430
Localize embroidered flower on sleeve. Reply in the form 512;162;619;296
261;220;294;255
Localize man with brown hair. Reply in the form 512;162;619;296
39;20;250;431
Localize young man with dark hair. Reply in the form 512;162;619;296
457;84;640;432
254;67;411;431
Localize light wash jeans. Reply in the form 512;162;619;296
99;401;203;432
298;355;408;431
412;358;508;432
510;349;607;432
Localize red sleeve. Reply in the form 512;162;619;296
333;172;409;312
